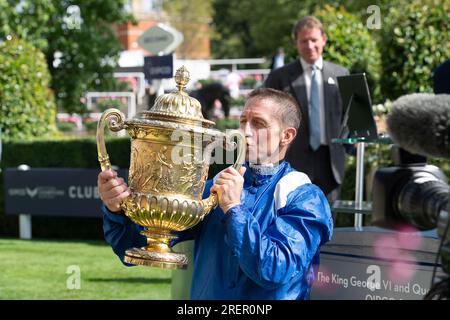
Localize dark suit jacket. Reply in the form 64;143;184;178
264;59;349;185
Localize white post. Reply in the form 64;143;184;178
18;164;32;239
19;214;32;240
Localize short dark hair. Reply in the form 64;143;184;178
246;88;301;130
292;16;325;40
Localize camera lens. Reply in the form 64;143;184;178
395;171;449;230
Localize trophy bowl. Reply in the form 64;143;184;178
96;66;245;269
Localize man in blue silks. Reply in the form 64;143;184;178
98;88;333;300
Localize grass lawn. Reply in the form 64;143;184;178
0;238;172;299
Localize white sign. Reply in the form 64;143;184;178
137;23;183;55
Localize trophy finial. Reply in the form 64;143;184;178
144;64;215;126
174;66;190;92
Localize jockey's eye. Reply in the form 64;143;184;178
252;119;268;128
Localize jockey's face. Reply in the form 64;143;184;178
239;98;284;165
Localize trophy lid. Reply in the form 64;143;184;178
133;66;215;128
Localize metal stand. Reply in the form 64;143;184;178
354;142;365;230
331;136;392;230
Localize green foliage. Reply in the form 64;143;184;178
380;0;450;99
314;5;382;103
214;118;240;131
96;98;127;112
0;37;57;139
197;79;219;87
0;0;55;50
240;77;257;89
0;0;136;113
230;96;246;107
330;0;391;17
57;122;77;132
164;0;213;59
83;120;98;133
1;137;130;169
210;0;251;59
211;0;313;59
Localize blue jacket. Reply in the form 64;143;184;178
103;161;333;300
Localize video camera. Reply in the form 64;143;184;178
372;147;449;234
373;93;450;299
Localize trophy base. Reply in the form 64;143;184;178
124;247;188;269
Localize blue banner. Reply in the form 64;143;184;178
144;54;173;80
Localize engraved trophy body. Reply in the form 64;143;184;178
96;67;245;269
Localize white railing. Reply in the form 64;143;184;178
210;68;271;78
113;72;146;105
206;58;267;72
85;92;136;118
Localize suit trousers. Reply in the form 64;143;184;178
307;145;341;202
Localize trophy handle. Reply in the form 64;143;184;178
201;130;246;214
96;108;126;171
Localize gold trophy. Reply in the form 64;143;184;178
96;66;245;269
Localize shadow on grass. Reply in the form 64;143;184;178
87;277;171;284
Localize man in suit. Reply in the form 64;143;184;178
265;16;349;202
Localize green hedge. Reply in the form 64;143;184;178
380;0;450;99
1;137;130;169
0;37;57;139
